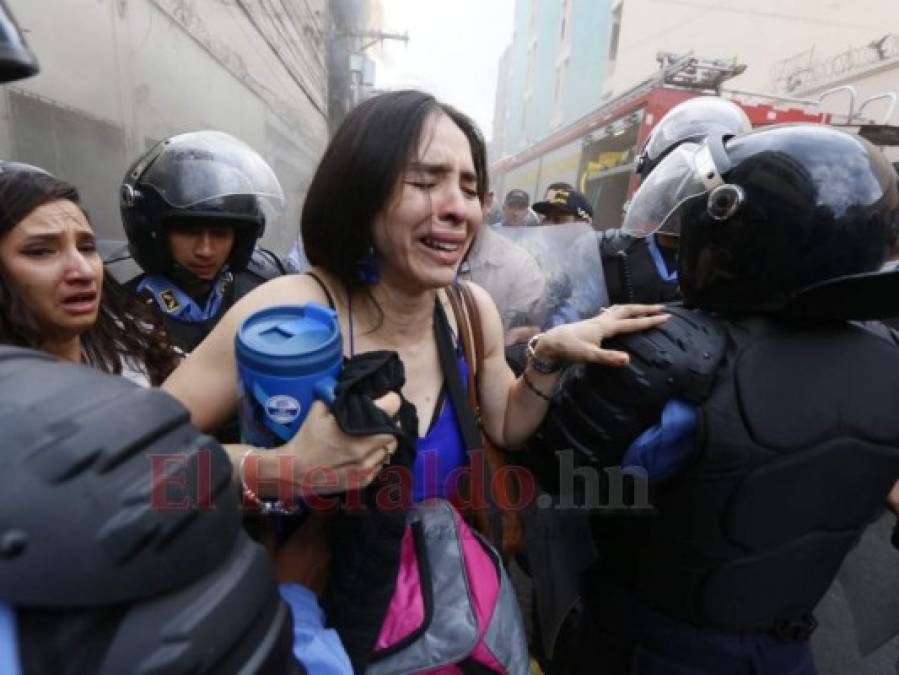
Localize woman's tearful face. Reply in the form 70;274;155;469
0;199;103;340
372;112;483;290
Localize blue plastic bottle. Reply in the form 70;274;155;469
235;303;343;448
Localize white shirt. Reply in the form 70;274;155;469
463;227;546;329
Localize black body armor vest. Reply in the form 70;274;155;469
591;318;899;632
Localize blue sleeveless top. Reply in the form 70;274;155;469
412;351;470;502
342;284;470;504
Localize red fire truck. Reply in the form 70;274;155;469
491;53;896;230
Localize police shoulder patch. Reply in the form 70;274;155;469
159;289;181;313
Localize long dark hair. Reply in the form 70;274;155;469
0;165;179;384
302;89;488;293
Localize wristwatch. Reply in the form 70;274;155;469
526;333;562;374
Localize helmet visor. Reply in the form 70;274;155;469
140;131;285;209
623;142;708;237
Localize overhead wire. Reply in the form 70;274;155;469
222;0;325;153
222;0;311;113
261;0;327;91
256;0;325;97
233;0;327;118
282;0;327;70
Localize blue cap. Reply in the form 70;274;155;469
235;303;342;377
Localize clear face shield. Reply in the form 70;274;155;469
487;223;609;330
623;134;737;238
125;131;285;217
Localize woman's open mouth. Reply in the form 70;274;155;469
61;290;99;315
419;235;464;265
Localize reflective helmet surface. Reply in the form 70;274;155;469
627;124;898;313
636;96;751;180
121;131;284;275
0;0;38;83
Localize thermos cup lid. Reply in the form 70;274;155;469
235;303;342;376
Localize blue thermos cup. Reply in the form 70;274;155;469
235;303;343;447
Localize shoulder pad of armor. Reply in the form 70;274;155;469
539;306;727;468
587;305;728;407
245;246;289;281
0;346;241;606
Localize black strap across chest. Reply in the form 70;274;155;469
433;298;482;453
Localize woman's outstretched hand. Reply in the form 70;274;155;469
539;304;670;367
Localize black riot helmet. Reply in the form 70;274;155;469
121;131;284;275
635;96;751;181
0;346;299;673
623;124;899;315
0;0;38;83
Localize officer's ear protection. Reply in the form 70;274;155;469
707;183;744;221
698;132;744;222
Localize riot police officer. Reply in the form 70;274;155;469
0;346;306;674
120;130;288;352
600;96;752;305
541;124;899;674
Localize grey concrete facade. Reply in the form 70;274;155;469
5;0;332;254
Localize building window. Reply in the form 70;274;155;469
553;58;568;126
608;3;622;64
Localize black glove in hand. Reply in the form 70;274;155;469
323;350;418;673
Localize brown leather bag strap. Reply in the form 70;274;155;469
458;282;485;375
446;285;479;418
451;282;524;559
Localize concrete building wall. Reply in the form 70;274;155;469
489;45;511;169
604;0;899;101
787;33;899;162
5;0;332;253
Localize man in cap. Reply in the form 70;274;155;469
497;188;534;227
483;188;503;226
462;198;546;345
532;185;594;225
